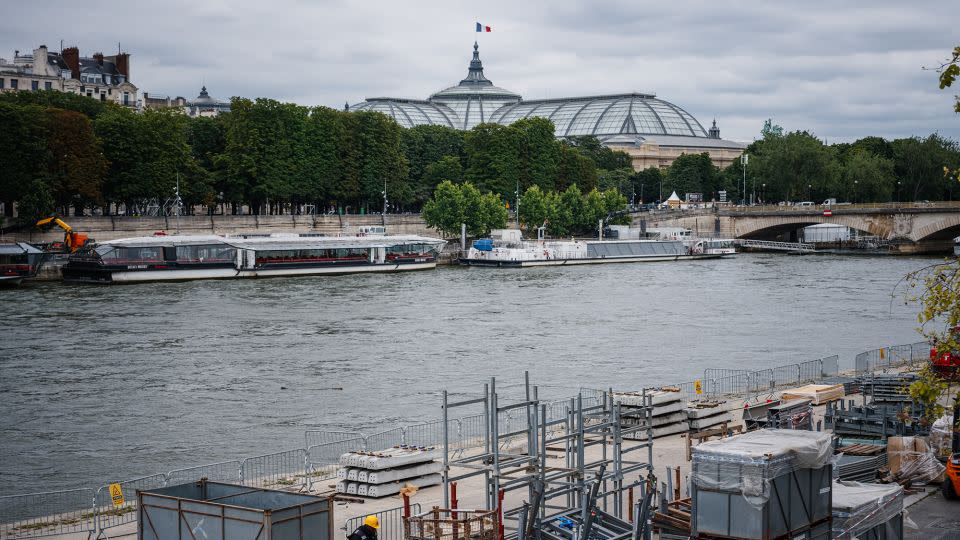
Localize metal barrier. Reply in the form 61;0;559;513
855;341;929;373
93;473;166;536
240;449;307;491
0;489;96;540
404;419;455;447
165;460;241;486
344;504;421;540
365;427;404;451
305;437;366;490
304;429;365;449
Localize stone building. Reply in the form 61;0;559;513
185;86;230;117
0;45;137;107
350;42;746;170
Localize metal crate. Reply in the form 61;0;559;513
138;479;333;540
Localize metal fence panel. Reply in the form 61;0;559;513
240;449;307;491
798;359;822;383
365;428;404;451
93;473;166;533
165;460;241;486
304;430;365;450
820;355;840;377
404;420;455;447
910;341;929;363
771;364;801;387
0;489;95;539
344;504;421;540
306;437;366;490
457;414;486;450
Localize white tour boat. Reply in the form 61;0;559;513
62;233;445;283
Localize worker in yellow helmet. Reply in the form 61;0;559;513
348;515;379;540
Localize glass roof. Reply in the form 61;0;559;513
350;43;711;139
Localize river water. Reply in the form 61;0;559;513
0;254;936;495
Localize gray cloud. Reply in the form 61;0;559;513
1;0;957;142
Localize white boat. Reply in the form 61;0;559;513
62;233;445;283
459;229;732;268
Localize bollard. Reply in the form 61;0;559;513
628;485;634;523
403;494;412;540
451;482;459;540
498;488;505;540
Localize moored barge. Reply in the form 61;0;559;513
62;233;445;283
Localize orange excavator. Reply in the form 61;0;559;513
35;216;89;253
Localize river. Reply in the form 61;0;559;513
0;254;937;494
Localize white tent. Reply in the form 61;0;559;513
666;191;681;208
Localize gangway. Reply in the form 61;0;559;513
735;239;816;253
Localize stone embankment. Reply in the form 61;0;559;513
0;213;435;243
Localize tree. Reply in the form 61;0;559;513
557;143;598;192
44;109;107;214
842;150;895;203
0;89;108;119
597;168;634;199
566;136;632;170
16;178;55;225
423;156;463;193
518;185;553;232
936;45;960;113
751;131;840;203
633;167;664;203
402;126;465;208
665;153;718;200
464;123;523;198
422;180;464;237
0;103;47;216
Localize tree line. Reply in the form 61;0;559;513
3;90;959;226
0;91;630;224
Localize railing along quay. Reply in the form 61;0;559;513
0;341;932;539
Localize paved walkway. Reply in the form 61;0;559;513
905;489;960;540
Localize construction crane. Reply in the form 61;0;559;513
35;216;89;253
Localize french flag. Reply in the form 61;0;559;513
476;22;492;32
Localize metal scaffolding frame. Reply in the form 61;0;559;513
440;373;655;540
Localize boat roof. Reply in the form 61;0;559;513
0;242;45;255
95;234;445;250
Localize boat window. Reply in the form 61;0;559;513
99;246;163;263
176;244;236;263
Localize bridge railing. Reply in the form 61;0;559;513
720;201;960;214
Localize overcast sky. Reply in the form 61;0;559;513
2;0;957;142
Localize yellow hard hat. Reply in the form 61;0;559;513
364;516;380;529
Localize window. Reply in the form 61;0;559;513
0;78;4;89
44;81;52;91
31;80;38;91
100;93;105;102
10;79;18;90
123;92;130;105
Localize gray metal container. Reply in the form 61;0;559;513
831;481;903;540
691;430;834;540
138;479;333;540
692;463;832;539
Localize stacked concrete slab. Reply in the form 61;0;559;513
614;390;687;439
336;446;442;498
686;400;734;431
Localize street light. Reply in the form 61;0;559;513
808;184;812;202
854;180;858;204
897;181;901;203
762;183;766;205
740;153;749;205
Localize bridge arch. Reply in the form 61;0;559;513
734;215;886;240
913;213;960;242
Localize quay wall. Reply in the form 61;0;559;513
0;214;437;243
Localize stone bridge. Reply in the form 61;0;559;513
637;202;960;253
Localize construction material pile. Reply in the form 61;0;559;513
862;373;918;403
691;429;834;539
928;413;955;459
827;401;928;438
685;400;733;431
336;446;441;497
781;383;845;405
831;481;904;540
615;390;686;439
881;436;945;487
743;399;813;431
835;453;887;482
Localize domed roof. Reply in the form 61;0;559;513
489;93;709;138
190;86;219;105
429;43;520;101
350;98;457;129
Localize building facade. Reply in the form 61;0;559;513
0;45;137;107
350;43;745;170
142;86;231;117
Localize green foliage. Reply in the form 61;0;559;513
633;167;664;203
16;179;55;225
566;136;633;170
0;89;108;118
424;156;464;188
665;153;719;201
937;46;960;113
518;184;627;236
422;180;506;238
44;109;107;210
907;366;948;426
842;150;895;202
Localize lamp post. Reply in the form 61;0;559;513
854;180;858;204
762;183;766;205
897;181;901;203
808;184;812;202
740;153;748;205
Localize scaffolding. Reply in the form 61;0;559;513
439;373;656;540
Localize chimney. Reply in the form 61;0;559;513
93;52;104;65
62;46;80;79
34;45;50;76
114;52;130;81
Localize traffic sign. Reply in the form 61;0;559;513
823;209;833;217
